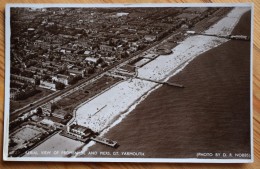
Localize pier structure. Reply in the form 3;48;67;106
60;123;118;148
186;31;250;41
90;136;118;148
136;77;184;88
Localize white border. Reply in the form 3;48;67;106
3;3;254;163
250;2;254;164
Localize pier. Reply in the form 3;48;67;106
187;31;250;41
136;77;184;88
90;136;118;148
92;105;107;116
59;125;119;148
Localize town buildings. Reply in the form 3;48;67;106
10;7;218;102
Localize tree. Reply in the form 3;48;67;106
69;76;82;85
42;75;51;81
87;67;95;74
55;82;65;90
9;139;17;147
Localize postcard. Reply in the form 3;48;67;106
3;3;253;163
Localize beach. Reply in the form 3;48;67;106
84;10;251;158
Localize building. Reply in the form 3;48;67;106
100;45;114;52
52;109;70;120
68;68;85;77
27;28;35;33
41;102;53;116
39;80;56;91
67;124;93;139
40;118;55;127
52;74;72;85
184;7;209;14
83;50;91;55
10;88;20;100
176;13;200;21
11;74;36;84
60;48;74;54
144;35;157;42
47;22;55;26
85;57;99;64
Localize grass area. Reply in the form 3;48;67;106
55;75;122;114
10;87;54;113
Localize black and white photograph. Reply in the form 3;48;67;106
3;3;253;163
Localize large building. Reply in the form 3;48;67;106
100;45;114;52
85;57;99;64
39;80;56;91
144;35;157;42
52;74;72;85
67;124;93;139
11;74;36;84
68;68;85;78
